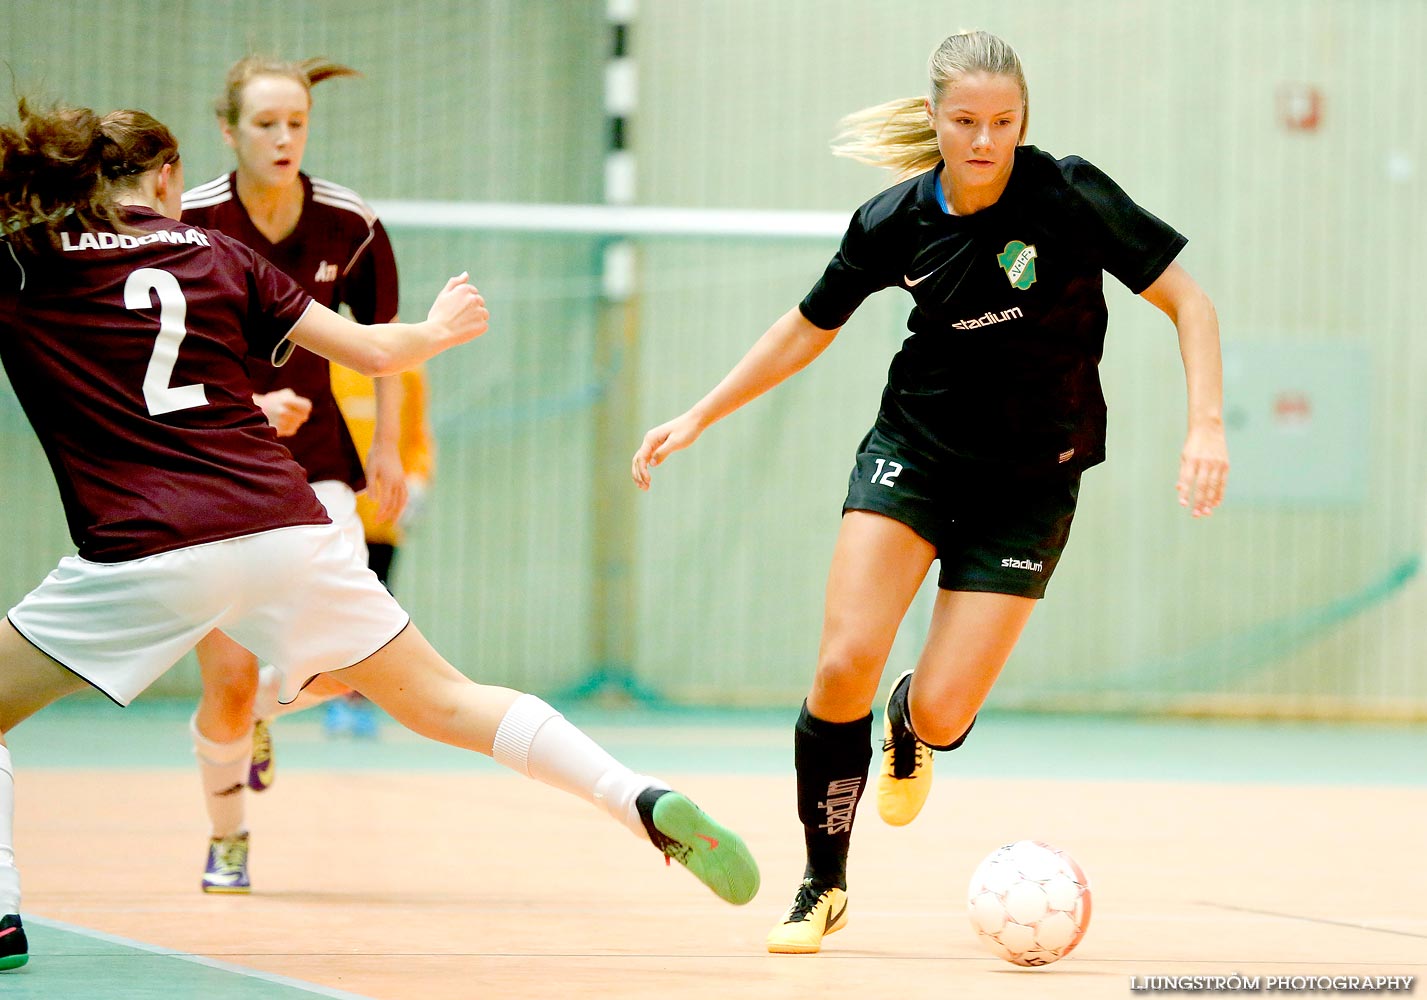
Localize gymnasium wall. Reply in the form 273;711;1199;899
2;0;1424;716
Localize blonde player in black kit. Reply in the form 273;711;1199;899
0;100;758;972
181;55;409;893
632;30;1228;954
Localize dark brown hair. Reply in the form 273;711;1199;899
0;99;178;253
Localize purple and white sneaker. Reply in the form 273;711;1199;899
202;832;251;894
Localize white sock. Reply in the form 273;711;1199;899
253;665;340;721
491;694;668;841
0;746;18;913
191;714;251;839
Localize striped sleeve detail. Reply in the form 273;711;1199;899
310;177;379;275
310;177;378;227
181;174;234;211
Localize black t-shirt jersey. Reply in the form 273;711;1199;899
800;145;1186;471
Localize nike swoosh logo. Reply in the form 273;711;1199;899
696;834;719;850
825;900;847;932
904;241;977;290
0;926;19;940
215;783;244;797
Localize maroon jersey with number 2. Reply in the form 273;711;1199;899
0;207;329;563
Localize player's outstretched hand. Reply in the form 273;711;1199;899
632;413;703;491
1177;423;1229;518
255;388;313;437
428;272;489;345
366;441;409;525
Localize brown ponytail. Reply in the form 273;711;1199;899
0;100;177;253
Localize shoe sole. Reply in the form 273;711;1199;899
0;955;27;971
201;884;251;894
652;793;760;906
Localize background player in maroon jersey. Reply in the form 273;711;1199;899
180;55;411;892
0;99;758;971
632;30;1226;953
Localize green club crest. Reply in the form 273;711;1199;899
997;241;1038;290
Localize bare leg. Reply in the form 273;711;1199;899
328;627;517;753
768;512;937;952
251;666;351;720
0;618;88;923
906;589;1037;746
192;630;260;848
329;626;760;904
808;511;938;721
875;589;1039;833
0;618;88;735
195;630;259;742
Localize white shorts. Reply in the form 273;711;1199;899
310;480;369;571
7;520;409;707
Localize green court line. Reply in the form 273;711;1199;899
9;696;1426;786
4;916;372;1000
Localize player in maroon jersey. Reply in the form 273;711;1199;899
0;100;759;972
180;56;411;892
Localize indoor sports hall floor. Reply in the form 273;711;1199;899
5;696;1425;999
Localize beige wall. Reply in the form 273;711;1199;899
2;1;1424;714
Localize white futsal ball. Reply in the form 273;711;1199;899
966;839;1092;967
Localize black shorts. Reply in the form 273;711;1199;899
842;427;1081;599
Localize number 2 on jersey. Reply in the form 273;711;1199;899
124;267;208;416
870;458;903;488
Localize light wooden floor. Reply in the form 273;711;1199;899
9;764;1426;999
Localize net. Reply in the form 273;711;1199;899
2;0;1425;717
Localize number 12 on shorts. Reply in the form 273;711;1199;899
870;458;903;487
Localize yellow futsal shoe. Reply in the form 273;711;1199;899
767;879;848;954
877;670;933;826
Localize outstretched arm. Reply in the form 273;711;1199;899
1140;261;1228;518
287;274;488;378
631;307;839;490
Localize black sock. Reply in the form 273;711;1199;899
927;714;976;752
635;787;671;842
794;701;872;890
889;673;977;751
886;671;912;732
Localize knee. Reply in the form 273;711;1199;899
906;682;978;748
809;643;884;711
200;665;260;712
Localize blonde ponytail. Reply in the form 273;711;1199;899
831;98;940;178
831;30;1028;179
216;55;361;124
